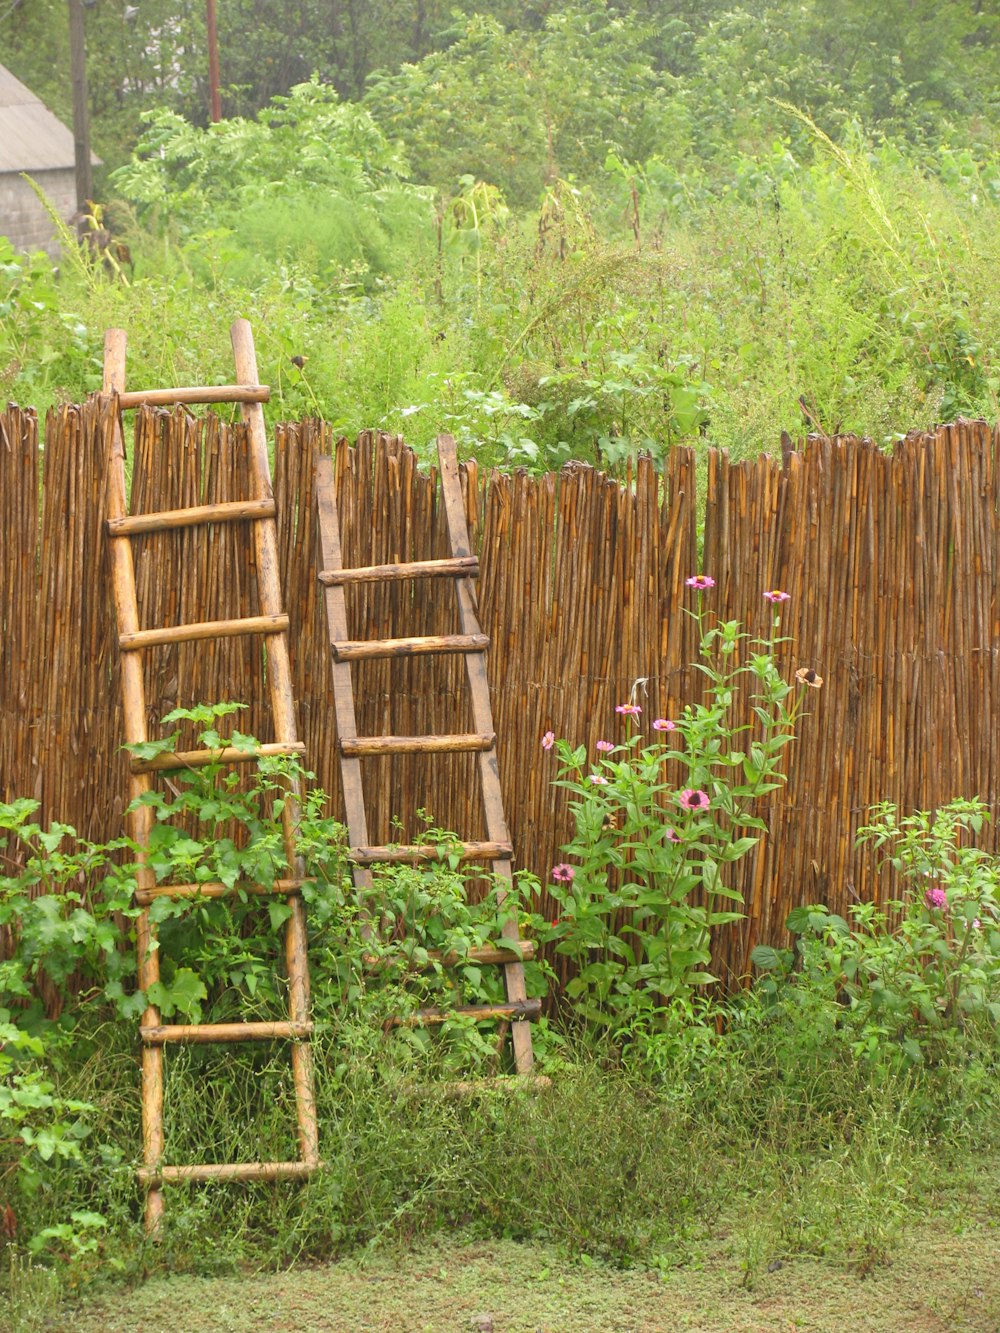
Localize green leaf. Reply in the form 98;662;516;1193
751;945;782;971
785;905;817;934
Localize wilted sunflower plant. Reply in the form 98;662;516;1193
541;578;822;1061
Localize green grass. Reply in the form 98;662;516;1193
23;1213;1000;1332
4;1020;1000;1331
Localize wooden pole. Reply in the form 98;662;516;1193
230;319;319;1170
206;0;222;122
68;0;92;214
102;329;166;1235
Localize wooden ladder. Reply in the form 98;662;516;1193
102;322;318;1233
315;433;538;1075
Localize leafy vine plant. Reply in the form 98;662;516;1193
540;575;823;1058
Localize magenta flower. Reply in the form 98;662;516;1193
678;788;710;811
588;773;609;785
665;827;681;843
596;739;614;752
552;863;575;883
686;574;715;590
615;703;642;716
652;718;675;732
763;589;791;604
924;886;948;911
541;730;555;750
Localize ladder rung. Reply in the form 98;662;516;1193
364;941;536;972
413;1075;552;1098
108;498;276;536
140;1020;313;1045
340;733;494;757
132;741;306;774
319;556;479;586
137;1159;316;1185
120;613;289;651
331;633;488;662
117;384;269;409
135;878;302;905
387;998;541;1029
351;840;512;867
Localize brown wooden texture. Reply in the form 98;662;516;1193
319;555;479;585
132;740;305;773
350;839;513;866
140;1020;312;1044
330;632;489;661
340;733;494;756
108;497;276;535
117;384;269;409
386;998;543;1028
5;412;1000;996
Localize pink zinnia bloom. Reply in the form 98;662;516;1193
615;703;642;716
924;886;948;911
596;739;614;752
678;788;710;811
652;718;675;732
763;589;791;604
541;730;555;750
551;863;575;883
685;575;715;590
588;774;609;785
665;827;681;843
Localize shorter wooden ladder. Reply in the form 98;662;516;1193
315;434;538;1074
102;322;318;1233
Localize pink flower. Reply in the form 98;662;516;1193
924;886;948;911
685;575;715;590
588;774;609;785
551;863;575;883
652;718;675;732
763;589;791;604
678;788;710;811
615;703;642;716
596;739;614;752
541;730;555;750
665;827;681;843
972;918;982;930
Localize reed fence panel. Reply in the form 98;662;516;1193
2;403;998;987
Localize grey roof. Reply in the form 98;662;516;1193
0;63;99;173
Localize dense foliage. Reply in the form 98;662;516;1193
1;1;998;459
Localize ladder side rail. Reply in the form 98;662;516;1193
436;434;534;1075
231;319;319;1170
102;328;166;1232
314;455;375;905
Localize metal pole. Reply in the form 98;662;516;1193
68;0;92;211
206;0;221;122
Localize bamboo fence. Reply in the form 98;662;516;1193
2;405;999;987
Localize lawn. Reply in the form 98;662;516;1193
37;1212;1000;1333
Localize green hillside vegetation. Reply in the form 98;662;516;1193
1;1;997;468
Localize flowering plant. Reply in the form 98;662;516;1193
542;582;818;1046
752;798;1000;1065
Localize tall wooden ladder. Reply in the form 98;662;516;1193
315;433;538;1075
102;322;318;1233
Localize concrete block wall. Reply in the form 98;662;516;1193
0;169;76;258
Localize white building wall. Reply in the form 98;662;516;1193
0;169;76;258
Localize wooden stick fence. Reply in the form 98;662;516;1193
2;405;999;991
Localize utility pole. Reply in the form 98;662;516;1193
68;0;92;212
206;0;221;121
